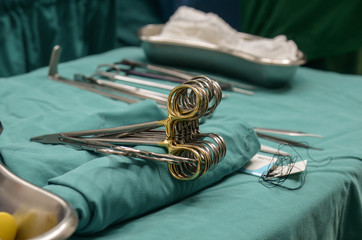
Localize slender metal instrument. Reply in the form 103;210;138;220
254;127;323;138
255;127;323;151
96;64;176;91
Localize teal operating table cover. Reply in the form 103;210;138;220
1;47;362;239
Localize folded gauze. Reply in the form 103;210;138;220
158;6;298;61
43;101;260;234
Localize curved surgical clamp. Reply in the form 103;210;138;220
31;76;225;180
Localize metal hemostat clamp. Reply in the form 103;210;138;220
31;76;226;181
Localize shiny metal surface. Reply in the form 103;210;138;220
0;163;78;239
74;74;169;105
254;127;323;138
256;132;323;151
48;46;139;104
95;65;175;91
139;24;307;87
119;59;254;95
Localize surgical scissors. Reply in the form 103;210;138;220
31;76;225;180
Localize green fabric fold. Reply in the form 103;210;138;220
44;113;259;234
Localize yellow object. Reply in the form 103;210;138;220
0;212;17;240
13;210;58;240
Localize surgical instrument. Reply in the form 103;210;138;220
255;128;323;151
96;64;176;91
31;76;225;181
254;127;323;138
48;46;170;106
48;45;138;104
118;59;254;95
74;74;169;105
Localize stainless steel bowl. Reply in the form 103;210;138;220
0;163;78;240
139;24;306;87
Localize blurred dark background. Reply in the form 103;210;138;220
1;0;361;77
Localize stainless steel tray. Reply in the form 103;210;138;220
139;24;306;87
0;163;78;240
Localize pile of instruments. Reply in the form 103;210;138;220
32;72;226;181
32;46;322;181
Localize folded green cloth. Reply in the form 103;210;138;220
43;104;259;234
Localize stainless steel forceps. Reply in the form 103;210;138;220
255;127;323;154
31;76;225;181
